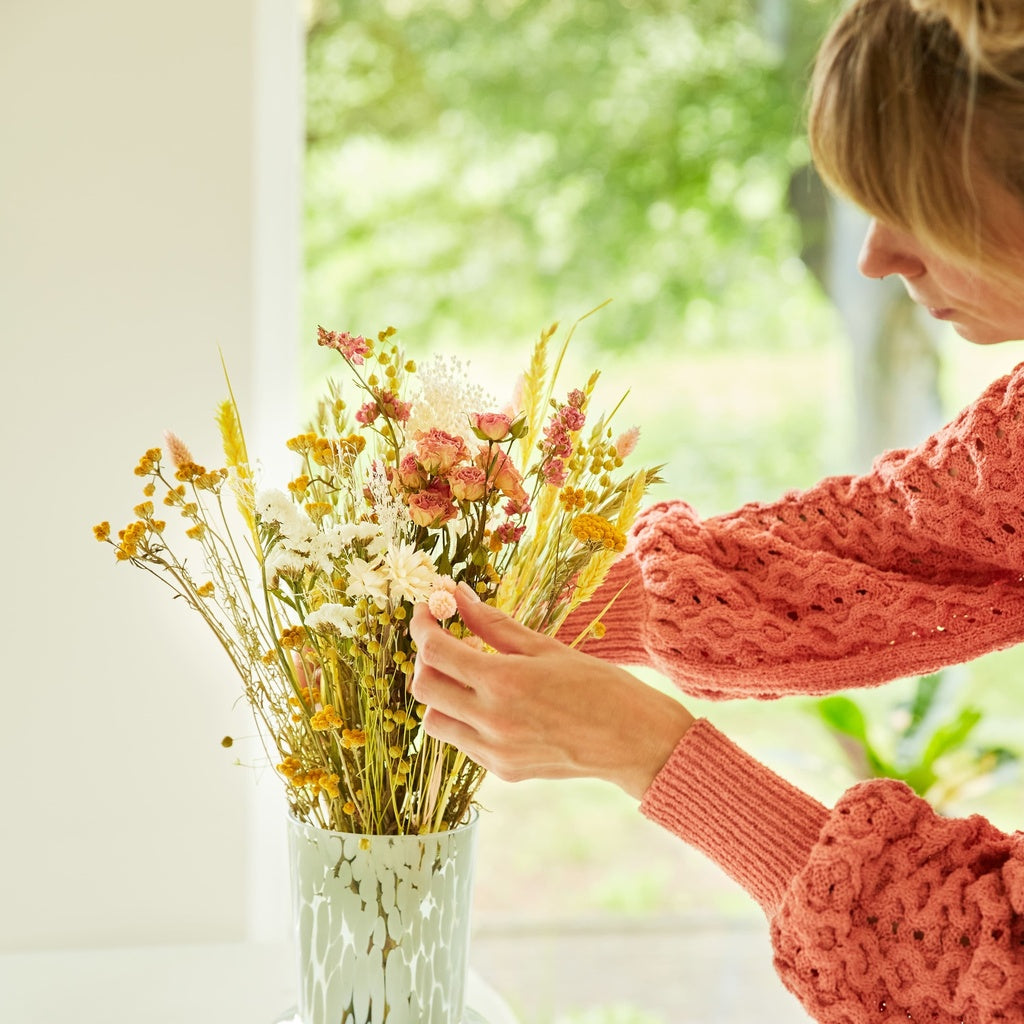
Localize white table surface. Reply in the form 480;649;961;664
0;941;519;1024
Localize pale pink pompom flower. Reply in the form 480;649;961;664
427;588;458;621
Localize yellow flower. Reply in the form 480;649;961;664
310;705;343;731
305;502;333;522
93;522;111;542
134;448;161;476
343;801;356;815
321;773;341;799
559;487;587;512
186;523;207;541
341;728;367;748
570;513;626;553
590;621;607;639
286;432;317;454
279;626;305;650
174;460;208;482
116;521;147;558
197;582;215;597
288;475;311;495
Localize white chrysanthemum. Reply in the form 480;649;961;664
406;354;496;441
382;541;439;604
305;603;359;637
344;556;389;606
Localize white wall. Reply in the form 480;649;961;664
0;0;303;951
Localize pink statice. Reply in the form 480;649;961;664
355;389;412;427
537;389;588;487
495;521;526;545
317;326;369;365
376;390;412;424
542;459;568;487
356;399;380;425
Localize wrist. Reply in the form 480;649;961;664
613;693;695;801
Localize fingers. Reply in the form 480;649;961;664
409;603;488;686
451;586;543;656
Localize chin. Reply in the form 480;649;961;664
951;322;1020;345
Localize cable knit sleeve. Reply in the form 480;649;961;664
564;362;1024;699
642;720;1024;1023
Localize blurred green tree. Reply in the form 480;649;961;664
304;0;838;382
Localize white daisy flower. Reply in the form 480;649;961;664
344;556;389;606
382;541;439;605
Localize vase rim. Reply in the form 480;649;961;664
285;806;479;840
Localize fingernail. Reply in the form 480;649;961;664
457;581;481;602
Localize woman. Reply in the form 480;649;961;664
410;0;1024;1020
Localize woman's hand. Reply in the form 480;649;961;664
409;585;695;801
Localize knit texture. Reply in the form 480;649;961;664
560;364;1024;1022
565;362;1024;700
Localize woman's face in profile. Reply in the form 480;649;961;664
856;192;1024;346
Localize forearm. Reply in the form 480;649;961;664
641;720;1024;1022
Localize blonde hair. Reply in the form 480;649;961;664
808;0;1024;274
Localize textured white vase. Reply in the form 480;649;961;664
278;812;479;1024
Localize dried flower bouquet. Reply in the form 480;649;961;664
94;313;658;835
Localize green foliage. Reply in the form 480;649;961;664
811;669;1019;810
303;0;838;380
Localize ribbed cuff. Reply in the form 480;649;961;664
640;718;829;915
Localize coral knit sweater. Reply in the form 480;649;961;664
563;363;1024;1023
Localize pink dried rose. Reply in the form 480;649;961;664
448;465;487;502
408;481;457;527
397;453;427;491
476;446;528;503
414;429;469;476
470;411;513;442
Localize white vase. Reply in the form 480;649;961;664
277;812;479;1024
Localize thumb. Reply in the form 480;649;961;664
455;583;542;655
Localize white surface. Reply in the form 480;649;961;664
0;942;519;1024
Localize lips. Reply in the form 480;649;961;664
927;307;957;321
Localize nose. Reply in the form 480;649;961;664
857;219;926;280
